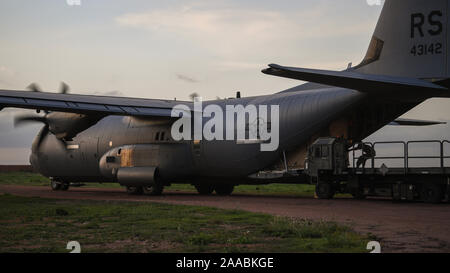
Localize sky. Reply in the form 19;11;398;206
0;0;449;165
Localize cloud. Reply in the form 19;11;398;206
115;3;376;62
115;6;281;34
176;74;198;83
0;66;16;77
115;7;287;56
0;66;17;87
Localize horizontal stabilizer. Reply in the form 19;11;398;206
262;64;450;99
389;118;446;126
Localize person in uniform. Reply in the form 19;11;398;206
349;142;376;170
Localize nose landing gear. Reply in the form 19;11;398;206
50;180;70;191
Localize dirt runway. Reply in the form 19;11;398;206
1;184;450;253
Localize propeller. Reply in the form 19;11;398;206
27;83;42;92
27;82;69;94
60;82;69;94
14;82;72;150
189;92;200;102
14;116;47;126
14;113;67;151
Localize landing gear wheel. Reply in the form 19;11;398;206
195;184;215;195
126;186;144;195
215;185;234;196
421;183;444;204
61;183;70;191
50;181;61;191
142;183;164;196
315;182;335;199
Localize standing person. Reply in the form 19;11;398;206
349;142;376;170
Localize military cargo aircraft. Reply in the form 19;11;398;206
0;0;449;196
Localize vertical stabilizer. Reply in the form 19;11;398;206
355;0;449;80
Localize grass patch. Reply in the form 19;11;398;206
0;172;51;187
0;194;369;253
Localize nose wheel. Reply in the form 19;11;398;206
50;180;70;191
50;180;61;191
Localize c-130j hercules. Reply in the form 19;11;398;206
0;0;449;196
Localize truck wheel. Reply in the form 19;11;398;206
50;181;61;191
126;186;144;195
351;188;366;200
315;183;335;199
215;185;234;196
142;183;164;196
421;183;444;204
195;184;215;195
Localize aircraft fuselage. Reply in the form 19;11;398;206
30;87;367;184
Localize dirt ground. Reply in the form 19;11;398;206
1;184;450;253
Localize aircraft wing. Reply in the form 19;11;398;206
0;89;192;117
262;64;450;98
389;118;446;126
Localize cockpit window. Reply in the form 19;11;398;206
321;145;329;157
315;147;321;158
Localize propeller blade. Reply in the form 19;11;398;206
189;92;200;101
35;125;49;150
56;138;67;151
31;123;67;151
27;83;42;92
14;115;47;127
60;82;69;94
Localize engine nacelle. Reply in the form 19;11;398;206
46;112;103;140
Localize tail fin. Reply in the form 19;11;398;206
355;0;449;80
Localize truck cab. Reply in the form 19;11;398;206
306;137;349;178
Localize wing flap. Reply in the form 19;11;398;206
262;64;449;98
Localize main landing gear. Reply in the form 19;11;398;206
194;184;235;196
125;182;164;196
